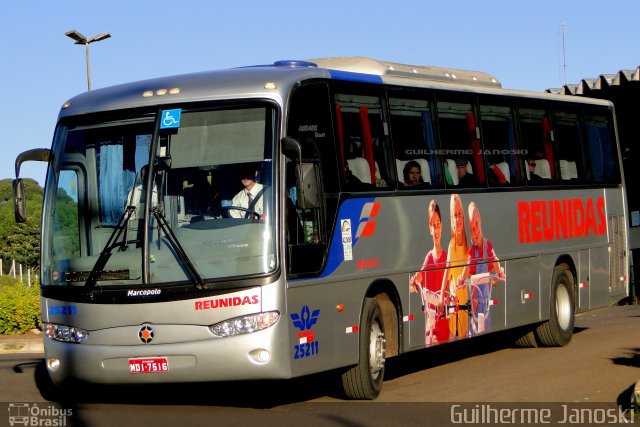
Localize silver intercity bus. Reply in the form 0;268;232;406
14;57;628;399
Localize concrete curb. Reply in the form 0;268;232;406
0;335;44;354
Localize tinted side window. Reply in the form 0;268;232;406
518;104;556;185
553;108;586;183
436;98;484;187
287;83;339;193
389;96;439;189
585;109;620;184
479;102;521;186
335;93;391;191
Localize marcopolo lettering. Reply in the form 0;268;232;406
518;196;606;244
127;289;162;297
195;295;259;310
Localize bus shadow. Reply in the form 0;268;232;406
33;359;344;408
32;327;589;408
611;347;640;368
385;325;588;381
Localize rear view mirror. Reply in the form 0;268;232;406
13;148;50;223
282;137;302;161
13;178;26;223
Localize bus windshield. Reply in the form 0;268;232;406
41;104;277;290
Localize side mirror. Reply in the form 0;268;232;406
13;178;26;223
15;148;50;177
13;148;50;223
282;137;302;161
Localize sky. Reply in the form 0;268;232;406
1;1;639;187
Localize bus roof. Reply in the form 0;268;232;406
309;56;502;88
58;57;611;119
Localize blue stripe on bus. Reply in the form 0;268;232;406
328;70;383;84
317;197;376;279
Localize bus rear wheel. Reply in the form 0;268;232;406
535;267;575;347
341;297;386;400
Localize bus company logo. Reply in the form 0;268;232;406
355;202;380;238
138;325;155;343
7;403;73;426
518;196;606;243
291;305;320;333
290;305;320;360
194;294;259;310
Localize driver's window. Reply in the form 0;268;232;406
52;170;81;260
285;159;325;276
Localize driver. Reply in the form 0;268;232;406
229;166;264;219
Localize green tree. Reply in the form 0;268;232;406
0;178;43;269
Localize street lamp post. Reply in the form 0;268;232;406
65;29;111;91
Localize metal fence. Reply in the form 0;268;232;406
0;259;38;286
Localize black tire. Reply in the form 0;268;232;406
535;267;575;347
341;297;386;400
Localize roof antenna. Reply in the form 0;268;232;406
561;20;567;86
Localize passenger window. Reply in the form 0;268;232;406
479;103;520;186
388;97;438;188
335;94;391;191
436;99;484;187
553;109;586;183
518;105;555;185
585;110;620;184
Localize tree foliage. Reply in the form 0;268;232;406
0;179;43;268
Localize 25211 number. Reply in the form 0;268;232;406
293;341;319;359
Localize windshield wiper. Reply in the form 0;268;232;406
85;206;136;288
152;206;208;290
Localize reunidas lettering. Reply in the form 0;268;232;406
127;289;162;297
194;295;259;310
517;196;606;243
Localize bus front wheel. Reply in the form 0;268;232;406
535;267;575;347
341;297;386;400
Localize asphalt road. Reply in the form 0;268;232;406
0;304;638;426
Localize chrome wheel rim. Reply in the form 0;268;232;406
556;283;572;331
368;320;386;379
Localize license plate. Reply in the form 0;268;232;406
128;357;169;374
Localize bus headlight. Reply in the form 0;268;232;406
209;311;280;337
45;323;89;343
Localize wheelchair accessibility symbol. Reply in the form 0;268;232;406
160;109;182;129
